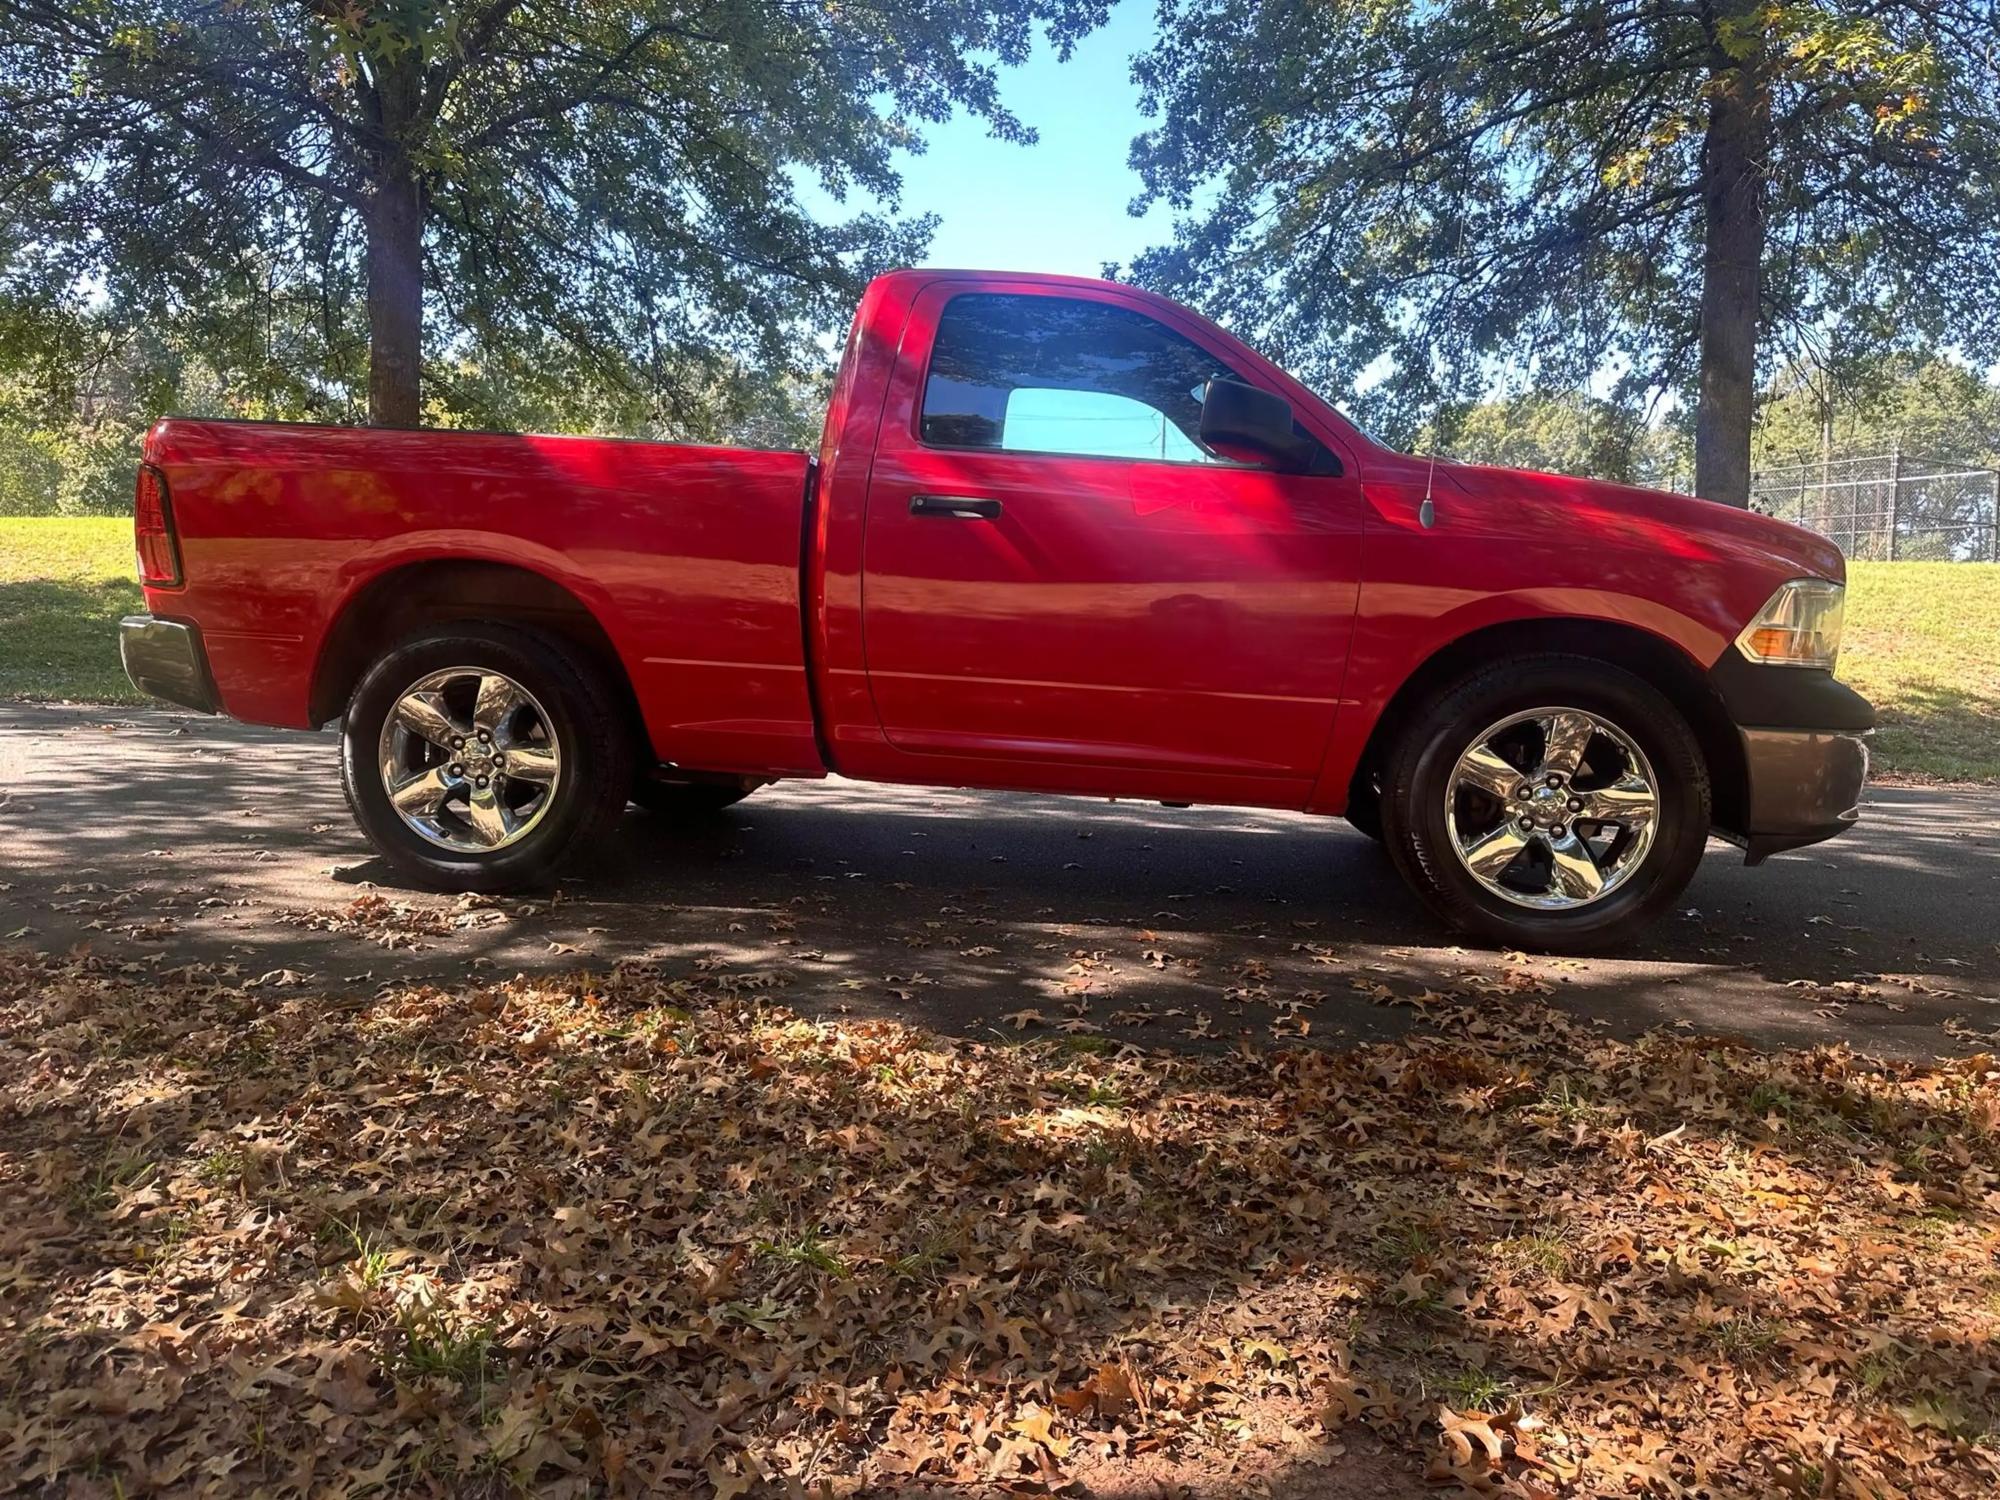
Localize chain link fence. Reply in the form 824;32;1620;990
1749;450;2000;562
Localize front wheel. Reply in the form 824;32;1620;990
339;622;634;891
1380;655;1710;952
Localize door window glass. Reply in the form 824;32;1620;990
1001;387;1215;463
921;293;1238;464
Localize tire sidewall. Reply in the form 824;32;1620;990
1384;658;1710;950
341;626;614;890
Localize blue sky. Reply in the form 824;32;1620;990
843;7;1172;276
801;15;1999;429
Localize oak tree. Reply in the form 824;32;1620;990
1125;1;2000;505
2;1;1108;428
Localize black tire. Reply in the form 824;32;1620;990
629;780;756;819
339;622;635;892
1379;654;1710;952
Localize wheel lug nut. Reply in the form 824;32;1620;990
1546;775;1561;788
451;737;463;750
477;775;489;788
449;763;463;777
1568;797;1583;812
1551;823;1566;838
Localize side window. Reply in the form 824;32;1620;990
920;293;1239;464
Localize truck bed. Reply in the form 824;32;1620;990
140;419;825;776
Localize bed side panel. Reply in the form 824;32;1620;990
141;420;821;776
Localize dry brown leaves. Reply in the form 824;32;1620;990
1;949;1997;1497
274;893;515;950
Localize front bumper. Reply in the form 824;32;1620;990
119;615;220;714
1736;726;1869;864
1707;650;1871;864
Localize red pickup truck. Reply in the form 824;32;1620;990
119;269;1871;950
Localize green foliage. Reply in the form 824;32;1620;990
1;0;1111;430
1748;354;2000;561
1757;354;2000;470
0;422;65;518
1126;2;2000;449
0;419;151;517
1424;390;1681;486
0;321;221;515
394;1298;496;1390
1423;352;2000;494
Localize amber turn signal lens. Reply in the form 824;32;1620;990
1734;580;1844;670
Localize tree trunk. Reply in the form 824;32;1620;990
365;158;424;428
1692;16;1769;508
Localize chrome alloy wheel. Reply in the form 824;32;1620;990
376;668;561;853
1443;707;1659;911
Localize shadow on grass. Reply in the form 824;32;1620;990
0;576;143;701
2;950;1996;1496
1870;679;2000;783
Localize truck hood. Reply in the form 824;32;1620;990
1439;461;1847;584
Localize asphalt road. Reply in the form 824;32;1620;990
2;702;1997;1058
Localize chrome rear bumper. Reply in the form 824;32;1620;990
119;616;219;714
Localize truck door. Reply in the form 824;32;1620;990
858;282;1362;798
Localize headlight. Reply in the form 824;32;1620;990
1735;579;1845;670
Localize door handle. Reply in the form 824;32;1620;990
909;494;1002;520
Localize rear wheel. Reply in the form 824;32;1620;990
340;622;633;891
1380;655;1709;951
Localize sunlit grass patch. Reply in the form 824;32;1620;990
0;516;144;702
1842;560;2000;781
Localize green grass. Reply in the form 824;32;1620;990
1841;562;2000;783
0;517;145;704
1;522;1994;780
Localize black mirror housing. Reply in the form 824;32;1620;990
1198;379;1319;472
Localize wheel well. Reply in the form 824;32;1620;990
309;561;643;739
1348;618;1747;834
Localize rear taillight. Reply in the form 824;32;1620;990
134;464;182;587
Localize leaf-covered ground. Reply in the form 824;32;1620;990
2;948;1996;1498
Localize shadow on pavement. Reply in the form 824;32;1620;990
2;703;1996;1057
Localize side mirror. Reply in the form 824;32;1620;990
1198;379;1315;471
